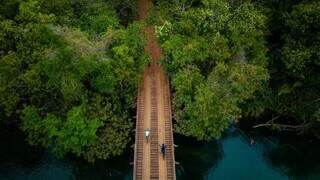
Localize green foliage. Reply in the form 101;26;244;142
1;0;318;162
21;106;103;157
0;0;146;162
160;0;319;138
157;0;269;140
16;0;54;23
70;2;120;37
279;1;320;122
39;0;73;24
0;0;20;19
256;0;320;129
281;1;320;74
108;0;137;24
0;19;17;55
56;106;102;156
175;82;233;140
0;52;21;116
86;115;132;161
21;106;52;146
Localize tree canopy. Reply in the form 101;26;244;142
155;0;269;140
0;0;148;161
0;0;319;161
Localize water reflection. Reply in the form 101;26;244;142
207;130;287;180
72;151;133;180
0;129;133;180
1;126;320;180
175;125;320;180
261;133;320;179
174;134;223;180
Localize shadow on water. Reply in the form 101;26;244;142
0;128;133;180
260;132;320;179
70;150;133;180
175;123;320;180
0;128;44;169
1;123;320;180
174;133;223;180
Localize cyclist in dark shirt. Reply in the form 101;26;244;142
160;144;167;158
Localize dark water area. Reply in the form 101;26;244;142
1;124;320;180
175;125;320;180
0;129;132;180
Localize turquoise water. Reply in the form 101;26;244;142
175;126;320;180
1;125;320;180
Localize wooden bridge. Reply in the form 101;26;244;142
133;0;176;179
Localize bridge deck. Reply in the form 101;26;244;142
133;63;176;180
133;0;176;178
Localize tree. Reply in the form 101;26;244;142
157;0;269;140
21;106;103;157
271;1;320;131
75;2;119;36
0;0;147;161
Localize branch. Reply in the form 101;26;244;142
253;123;303;129
264;115;281;124
252;114;306;131
253;123;304;131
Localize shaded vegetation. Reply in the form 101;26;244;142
0;0;148;162
155;0;269;140
154;0;319;140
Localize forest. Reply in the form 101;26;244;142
0;0;319;162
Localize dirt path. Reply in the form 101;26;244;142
137;0;151;20
133;0;176;179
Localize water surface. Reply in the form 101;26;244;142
1;125;320;180
175;126;320;179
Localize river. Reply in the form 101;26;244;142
1;124;320;180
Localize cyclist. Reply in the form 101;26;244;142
160;144;167;158
145;129;150;143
